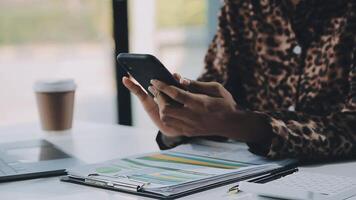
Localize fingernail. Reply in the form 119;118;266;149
180;78;190;86
148;86;155;96
175;73;181;79
150;79;156;84
153;97;158;103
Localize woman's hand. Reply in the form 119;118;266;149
124;74;272;143
122;76;188;137
148;75;239;137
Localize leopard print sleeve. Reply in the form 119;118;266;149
250;4;356;161
256;52;356;161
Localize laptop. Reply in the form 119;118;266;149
0;139;82;182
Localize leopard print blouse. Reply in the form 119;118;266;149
157;0;356;161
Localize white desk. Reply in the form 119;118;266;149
1;122;356;200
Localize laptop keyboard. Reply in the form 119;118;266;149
0;159;18;175
0;168;5;175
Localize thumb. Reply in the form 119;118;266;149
181;78;222;97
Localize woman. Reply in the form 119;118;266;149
123;0;356;161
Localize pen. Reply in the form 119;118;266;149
228;167;298;193
228;173;270;193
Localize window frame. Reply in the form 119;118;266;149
113;0;132;125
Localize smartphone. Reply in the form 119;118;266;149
117;53;184;104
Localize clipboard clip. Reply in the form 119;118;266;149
85;173;150;192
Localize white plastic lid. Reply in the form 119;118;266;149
33;79;77;93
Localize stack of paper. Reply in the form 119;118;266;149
63;140;296;198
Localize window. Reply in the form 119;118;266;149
128;0;221;128
0;0;116;126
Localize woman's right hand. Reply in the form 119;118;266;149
122;76;182;137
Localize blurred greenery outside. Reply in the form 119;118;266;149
0;0;112;45
0;0;206;45
156;0;206;28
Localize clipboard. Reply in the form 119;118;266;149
60;164;297;199
61;141;298;199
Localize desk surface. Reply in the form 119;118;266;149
0;122;355;200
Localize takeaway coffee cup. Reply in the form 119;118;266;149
34;79;76;131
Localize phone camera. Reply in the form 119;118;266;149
121;62;132;71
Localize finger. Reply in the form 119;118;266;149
173;73;189;91
177;75;190;87
173;73;181;82
186;80;223;97
122;77;149;102
155;91;171;108
148;86;158;97
159;105;196;124
151;79;195;105
172;73;190;87
160;115;194;137
155;93;194;124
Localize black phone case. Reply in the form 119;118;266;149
117;53;183;98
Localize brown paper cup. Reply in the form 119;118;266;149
34;79;76;131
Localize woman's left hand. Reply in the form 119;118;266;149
149;75;239;137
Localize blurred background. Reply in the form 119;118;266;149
0;0;221;130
